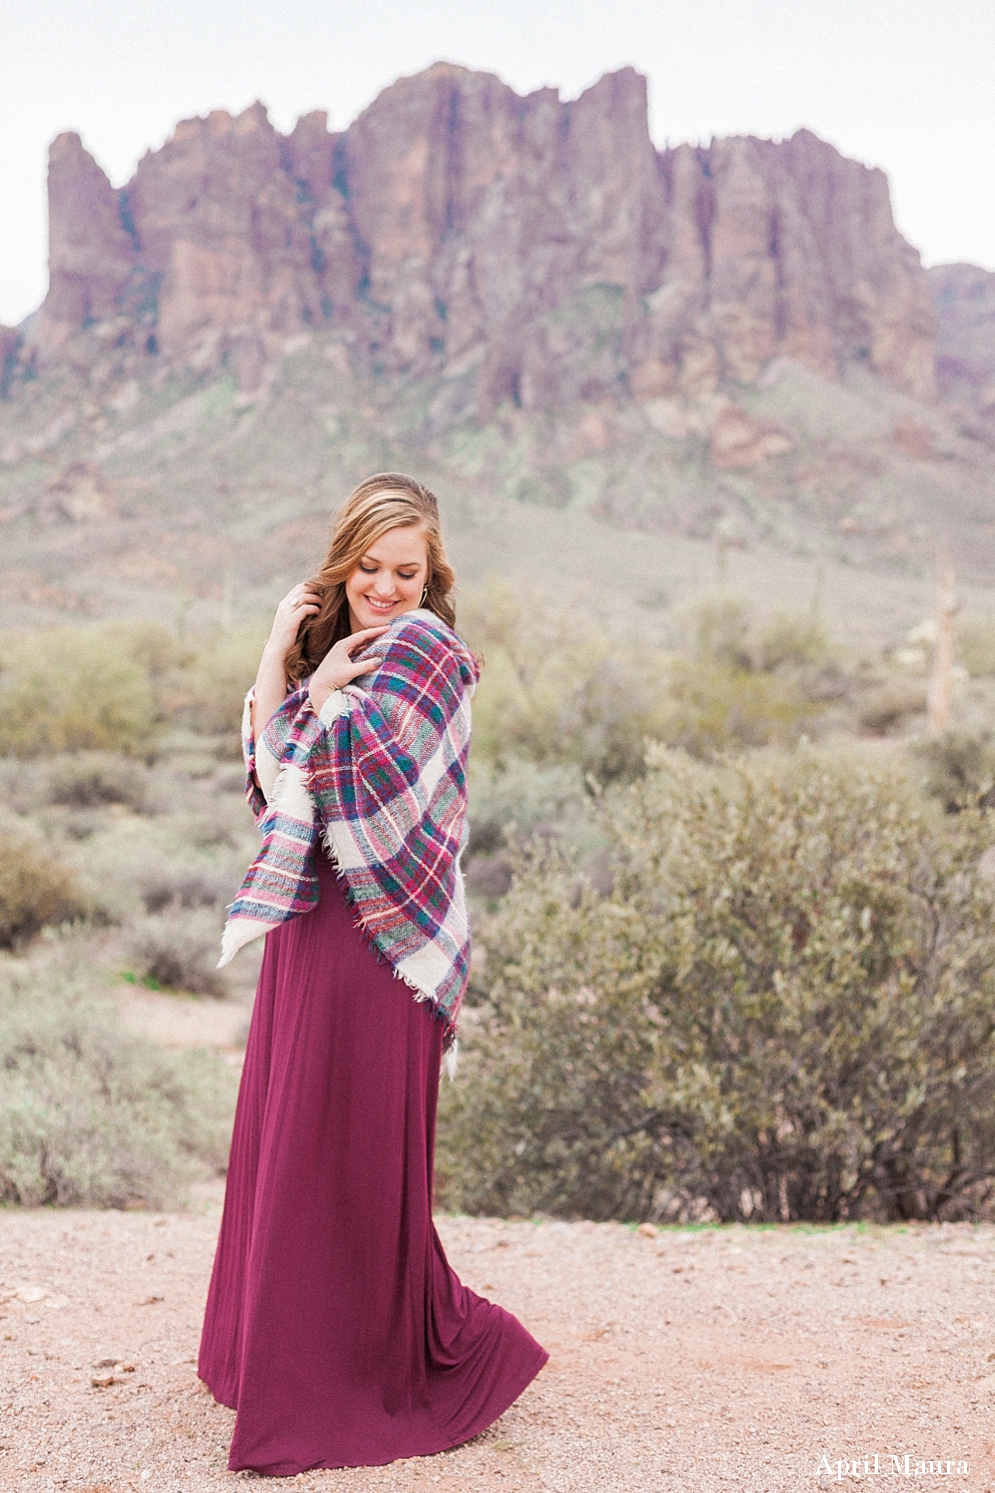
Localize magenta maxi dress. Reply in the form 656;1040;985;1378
198;850;547;1476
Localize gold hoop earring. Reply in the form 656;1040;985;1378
420;585;429;607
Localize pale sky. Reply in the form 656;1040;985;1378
2;0;994;326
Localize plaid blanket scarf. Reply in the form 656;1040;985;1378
219;611;479;1048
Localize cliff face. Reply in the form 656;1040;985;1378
929;263;995;435
33;63;936;406
41;132;139;350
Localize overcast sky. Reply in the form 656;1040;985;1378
2;0;993;325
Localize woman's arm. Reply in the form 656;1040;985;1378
250;584;322;742
251;642;294;743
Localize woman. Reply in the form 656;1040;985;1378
198;473;547;1476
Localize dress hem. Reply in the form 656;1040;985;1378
220;1345;550;1476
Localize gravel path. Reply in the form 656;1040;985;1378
1;1202;993;1492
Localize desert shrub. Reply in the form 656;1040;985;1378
0;627;159;757
468;758;590;856
461;583;672;781
60;806;252;928
691;596;833;678
656;597;834;757
138;865;230;913
169;801;246;849
662;657;818;756
856;677;927;734
123;907;228;997
0;829;89;948
463;587;827;776
755;608;832;673
957;614;995;678
0;621;264;761
158;628;265;738
911;729;995;812
115;620;195;680
465;757;600;904
0;944;236;1207
439;748;995;1223
0;757;52;815
45;751;150;811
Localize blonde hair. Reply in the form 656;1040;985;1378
285;473;457;683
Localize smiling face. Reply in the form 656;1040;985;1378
344;522;429;632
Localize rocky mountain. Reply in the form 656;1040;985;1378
1;63;994;632
14;64;937;409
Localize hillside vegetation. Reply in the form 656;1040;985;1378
1;595;995;1217
2;336;995;647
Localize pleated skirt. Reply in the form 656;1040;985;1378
198;851;547;1476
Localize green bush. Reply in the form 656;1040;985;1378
654;597;836;757
0;944;236;1207
465;757;601;904
0;829;89;948
462;583;845;868
662;657;819;757
912;729;995;812
0;621;263;761
0;627;160;757
468;758;590;856
755;608;832;673
439;747;995;1223
686;595;755;672
463;589;838;776
115;620;196;681
461;582;673;781
157;628;265;738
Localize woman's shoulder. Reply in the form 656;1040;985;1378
387;610;475;659
378;610;479;688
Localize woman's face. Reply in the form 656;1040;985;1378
345;524;429;632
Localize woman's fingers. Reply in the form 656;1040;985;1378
347;625;389;645
345;653;379;676
279;585;321;610
275;590;318;626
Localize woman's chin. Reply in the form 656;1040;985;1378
360;603;415;627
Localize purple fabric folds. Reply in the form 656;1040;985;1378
198;853;547;1476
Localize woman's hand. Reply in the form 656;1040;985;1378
265;583;323;662
308;627;388;716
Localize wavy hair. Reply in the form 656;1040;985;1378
284;473;457;683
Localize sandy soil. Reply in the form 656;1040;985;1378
1;1202;993;1493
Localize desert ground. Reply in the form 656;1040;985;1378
1;1201;993;1493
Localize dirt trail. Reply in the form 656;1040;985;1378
1;1203;993;1492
